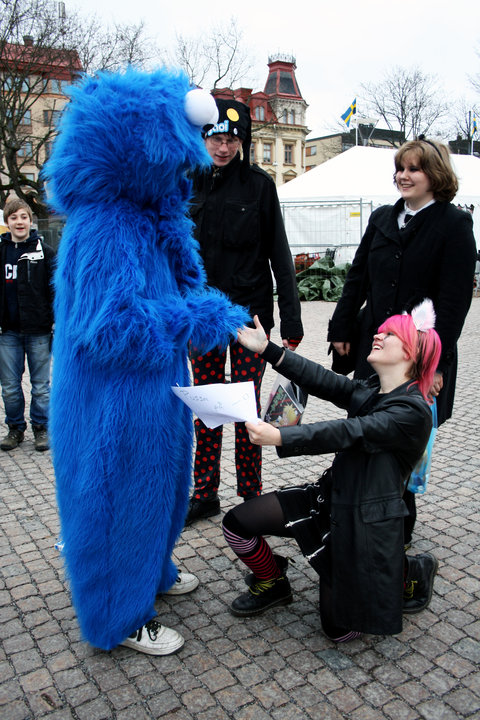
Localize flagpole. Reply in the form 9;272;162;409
355;100;358;146
469;111;473;155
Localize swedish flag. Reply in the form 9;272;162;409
341;98;357;127
473;116;478;135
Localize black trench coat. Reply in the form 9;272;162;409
272;347;432;635
328;199;476;425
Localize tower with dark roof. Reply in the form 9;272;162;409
264;54;306;117
249;54;309;184
212;54;309;186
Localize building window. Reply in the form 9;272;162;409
20;110;32;125
44;141;53;160
43;109;62;126
6;109;31;128
38;77;48;92
305;145;317;157
50;78;62;93
263;143;272;163
23;172;35;181
250;143;256;163
282;109;295;124
1;76;30;93
18;141;33;158
255;106;265;121
284;144;293;164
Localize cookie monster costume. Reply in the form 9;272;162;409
44;67;250;650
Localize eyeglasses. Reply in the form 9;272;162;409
208;135;240;147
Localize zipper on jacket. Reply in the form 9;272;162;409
285;516;309;528
305;537;330;562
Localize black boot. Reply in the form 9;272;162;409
231;576;293;617
184;496;221;526
244;554;290;587
33;425;49;452
0;426;24;451
403;553;438;614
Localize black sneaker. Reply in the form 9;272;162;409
244;554;290;587
0;427;24;451
231;576;293;617
184;497;221;526
33;425;49;452
403;552;438;614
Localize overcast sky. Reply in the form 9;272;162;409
72;0;479;136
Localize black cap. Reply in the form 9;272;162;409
203;99;250;138
203;98;252;172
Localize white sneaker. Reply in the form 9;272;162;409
120;619;184;655
165;571;199;595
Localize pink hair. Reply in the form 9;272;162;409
378;314;441;402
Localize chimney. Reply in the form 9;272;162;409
23;35;34;46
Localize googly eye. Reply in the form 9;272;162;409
184;89;218;128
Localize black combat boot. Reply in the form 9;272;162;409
0;426;24;451
231;576;293;617
184;496;221;525
33;425;49;452
403;552;438;614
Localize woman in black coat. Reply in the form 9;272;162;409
222;306;440;641
327;138;477;541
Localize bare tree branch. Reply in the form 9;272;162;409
171;17;255;91
0;0;161;216
361;66;449;140
71;17;158;74
173;33;209;87
469;42;480;97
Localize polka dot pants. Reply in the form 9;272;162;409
189;340;267;500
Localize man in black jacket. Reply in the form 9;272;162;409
186;98;303;524
0;199;55;451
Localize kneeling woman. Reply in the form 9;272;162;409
224;301;441;642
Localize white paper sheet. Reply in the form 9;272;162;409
172;381;259;429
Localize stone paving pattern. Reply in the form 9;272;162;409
1;299;480;720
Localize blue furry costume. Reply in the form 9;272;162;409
45;68;249;650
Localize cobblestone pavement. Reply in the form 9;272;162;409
1;299;480;720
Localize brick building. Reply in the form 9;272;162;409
0;34;81;215
213;54;309;186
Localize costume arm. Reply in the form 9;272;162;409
152;217;250;352
186;287;251;353
278;396;431;459
62;221;205;370
327;217;376;342
69;288;188;370
78;289;248;369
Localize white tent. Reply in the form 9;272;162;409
278;146;480;264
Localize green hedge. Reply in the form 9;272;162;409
295;256;351;302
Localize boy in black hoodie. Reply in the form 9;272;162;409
0;199;54;451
